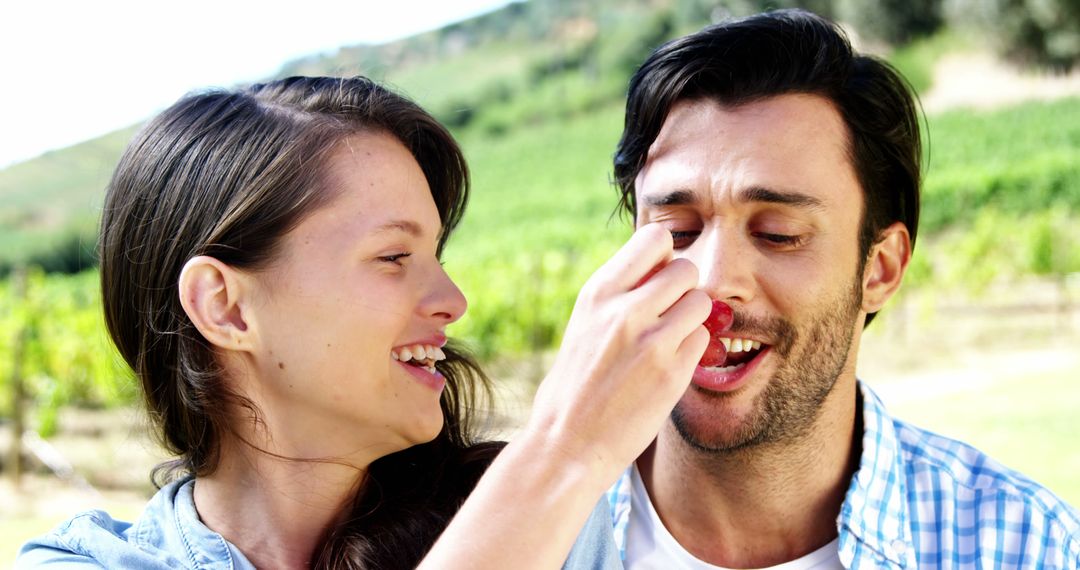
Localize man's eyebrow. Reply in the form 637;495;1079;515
372;219;424;237
640;187;824;210
740;186;825;210
642;189;698;208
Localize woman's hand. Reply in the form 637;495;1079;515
526;222;710;483
420;224;709;570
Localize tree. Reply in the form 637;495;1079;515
945;0;1080;69
835;0;944;44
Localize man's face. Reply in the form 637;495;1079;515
634;94;867;452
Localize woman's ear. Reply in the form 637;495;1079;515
861;222;911;314
178;256;254;351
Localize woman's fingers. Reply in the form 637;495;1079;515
590;223;673;294
640;288;710;386
654;288;711;346
626;257;701;320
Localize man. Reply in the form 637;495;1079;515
605;9;1080;569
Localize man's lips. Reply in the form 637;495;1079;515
693;345;770;392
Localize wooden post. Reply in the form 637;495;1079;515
9;266;28;488
1057;273;1070;333
530;256;545;384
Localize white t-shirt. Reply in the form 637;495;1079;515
625;466;844;570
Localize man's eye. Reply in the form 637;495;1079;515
670;230;699;248
755;233;804;247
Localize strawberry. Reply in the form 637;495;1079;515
699;300;733;367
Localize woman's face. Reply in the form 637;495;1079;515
240;131;467;463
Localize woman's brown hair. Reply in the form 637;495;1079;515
99;76;500;568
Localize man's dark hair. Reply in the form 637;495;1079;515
613;9;922;326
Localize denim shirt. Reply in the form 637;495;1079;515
17;477;254;569
19;474;621;569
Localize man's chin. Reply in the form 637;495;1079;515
670;394;769;453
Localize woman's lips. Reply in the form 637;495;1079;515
395;360;446;392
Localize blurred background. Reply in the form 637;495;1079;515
1;0;1078;564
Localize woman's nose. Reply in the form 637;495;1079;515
424;263;468;323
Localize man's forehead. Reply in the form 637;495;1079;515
635;94;858;209
645;94;851;162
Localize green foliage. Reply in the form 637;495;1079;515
445;103;631;357
907;98;1080;299
0;269;135;435
887;30;972;94
944;0;1080;69
2;0;1080;434
921;97;1080;233
916;205;1080;299
1023;206;1080;277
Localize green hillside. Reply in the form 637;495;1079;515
4;0;1076;276
0;126;139;273
0;0;673;274
1;0;1078;372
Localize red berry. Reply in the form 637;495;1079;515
699;300;733;367
703;299;734;333
699;343;727;367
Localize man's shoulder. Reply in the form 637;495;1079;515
891;415;1080;545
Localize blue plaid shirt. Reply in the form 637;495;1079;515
608;382;1080;569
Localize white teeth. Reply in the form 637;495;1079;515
718;338;762;353
703;362;746;373
392;344;447;363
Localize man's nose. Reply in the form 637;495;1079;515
687;227;755;304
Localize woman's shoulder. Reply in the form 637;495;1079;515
15;477;230;569
16;508;176;569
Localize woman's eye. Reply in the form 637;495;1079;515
379;252;412;265
670;230;700;248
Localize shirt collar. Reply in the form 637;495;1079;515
837;382;917;569
610;381;920;568
130;477;255;570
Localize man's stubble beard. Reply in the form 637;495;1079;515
671;277;863;454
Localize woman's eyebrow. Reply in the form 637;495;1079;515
372;219;424;237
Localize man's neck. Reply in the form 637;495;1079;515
638;379;861;568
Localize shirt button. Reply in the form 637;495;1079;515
891;539;908;556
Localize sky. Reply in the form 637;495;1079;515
0;0;515;169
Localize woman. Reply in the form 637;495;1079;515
18;76;709;569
